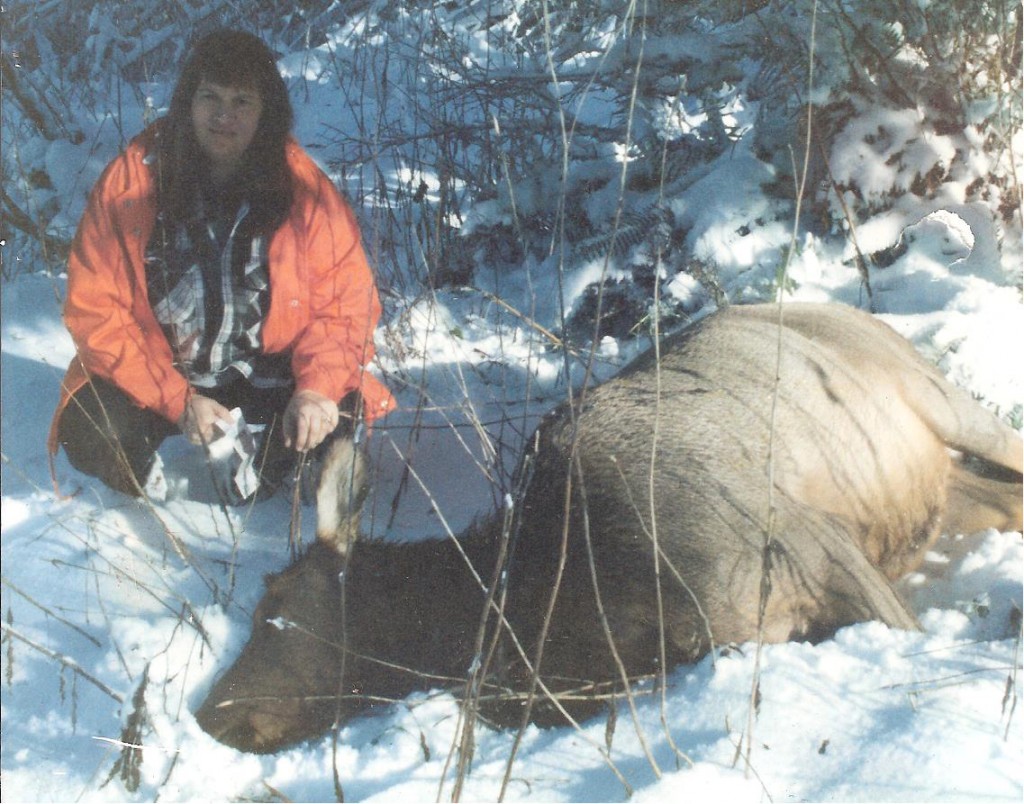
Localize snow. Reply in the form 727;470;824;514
2;4;1022;802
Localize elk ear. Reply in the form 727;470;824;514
315;435;368;555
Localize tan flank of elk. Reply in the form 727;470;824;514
196;303;1023;753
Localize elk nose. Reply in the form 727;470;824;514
196;693;309;754
196;699;267;753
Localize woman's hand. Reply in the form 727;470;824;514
178;394;234;445
284;389;339;452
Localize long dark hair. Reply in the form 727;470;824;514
156;30;294;234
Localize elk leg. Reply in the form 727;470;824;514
943;460;1023;536
756;505;922;641
316;435;368;552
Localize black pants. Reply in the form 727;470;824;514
56;377;355;498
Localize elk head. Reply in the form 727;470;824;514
196;435;366;751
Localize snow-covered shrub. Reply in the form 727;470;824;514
3;0;1019;301
811;1;1021;232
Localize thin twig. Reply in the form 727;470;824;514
1;576;103;647
1;620;123;703
742;0;820;780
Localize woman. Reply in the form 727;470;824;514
48;30;394;500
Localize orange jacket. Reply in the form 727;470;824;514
48;126;394;454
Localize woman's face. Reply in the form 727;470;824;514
191;79;263;182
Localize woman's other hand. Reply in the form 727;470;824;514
178;394;234;445
283;389;339;452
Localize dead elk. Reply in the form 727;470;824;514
196;302;1023;753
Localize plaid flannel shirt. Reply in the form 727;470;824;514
145;192;289;389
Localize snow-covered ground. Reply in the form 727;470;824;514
2;3;1022;802
2;263;1021;801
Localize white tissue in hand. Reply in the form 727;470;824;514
208;408;260;499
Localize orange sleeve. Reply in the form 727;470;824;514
288;168;395;421
62;148;191;424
